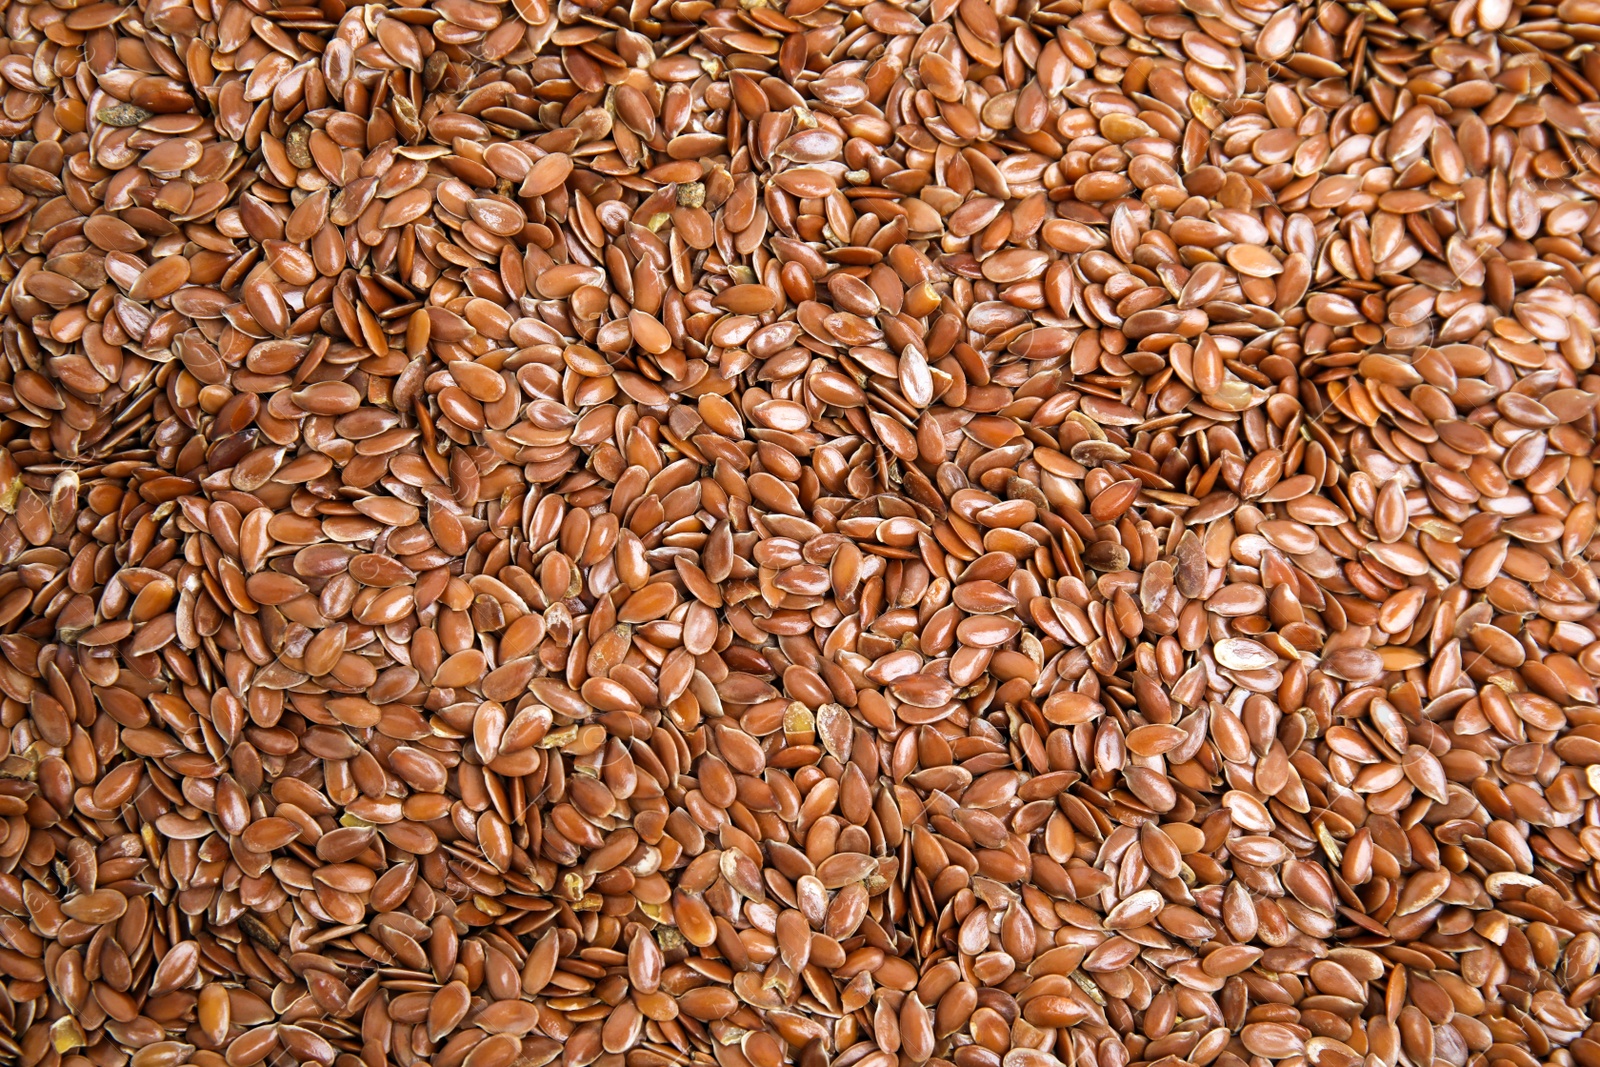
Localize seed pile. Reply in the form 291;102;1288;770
0;0;1599;1066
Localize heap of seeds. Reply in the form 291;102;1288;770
0;1;1598;1067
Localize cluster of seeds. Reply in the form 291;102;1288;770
0;2;1598;1067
